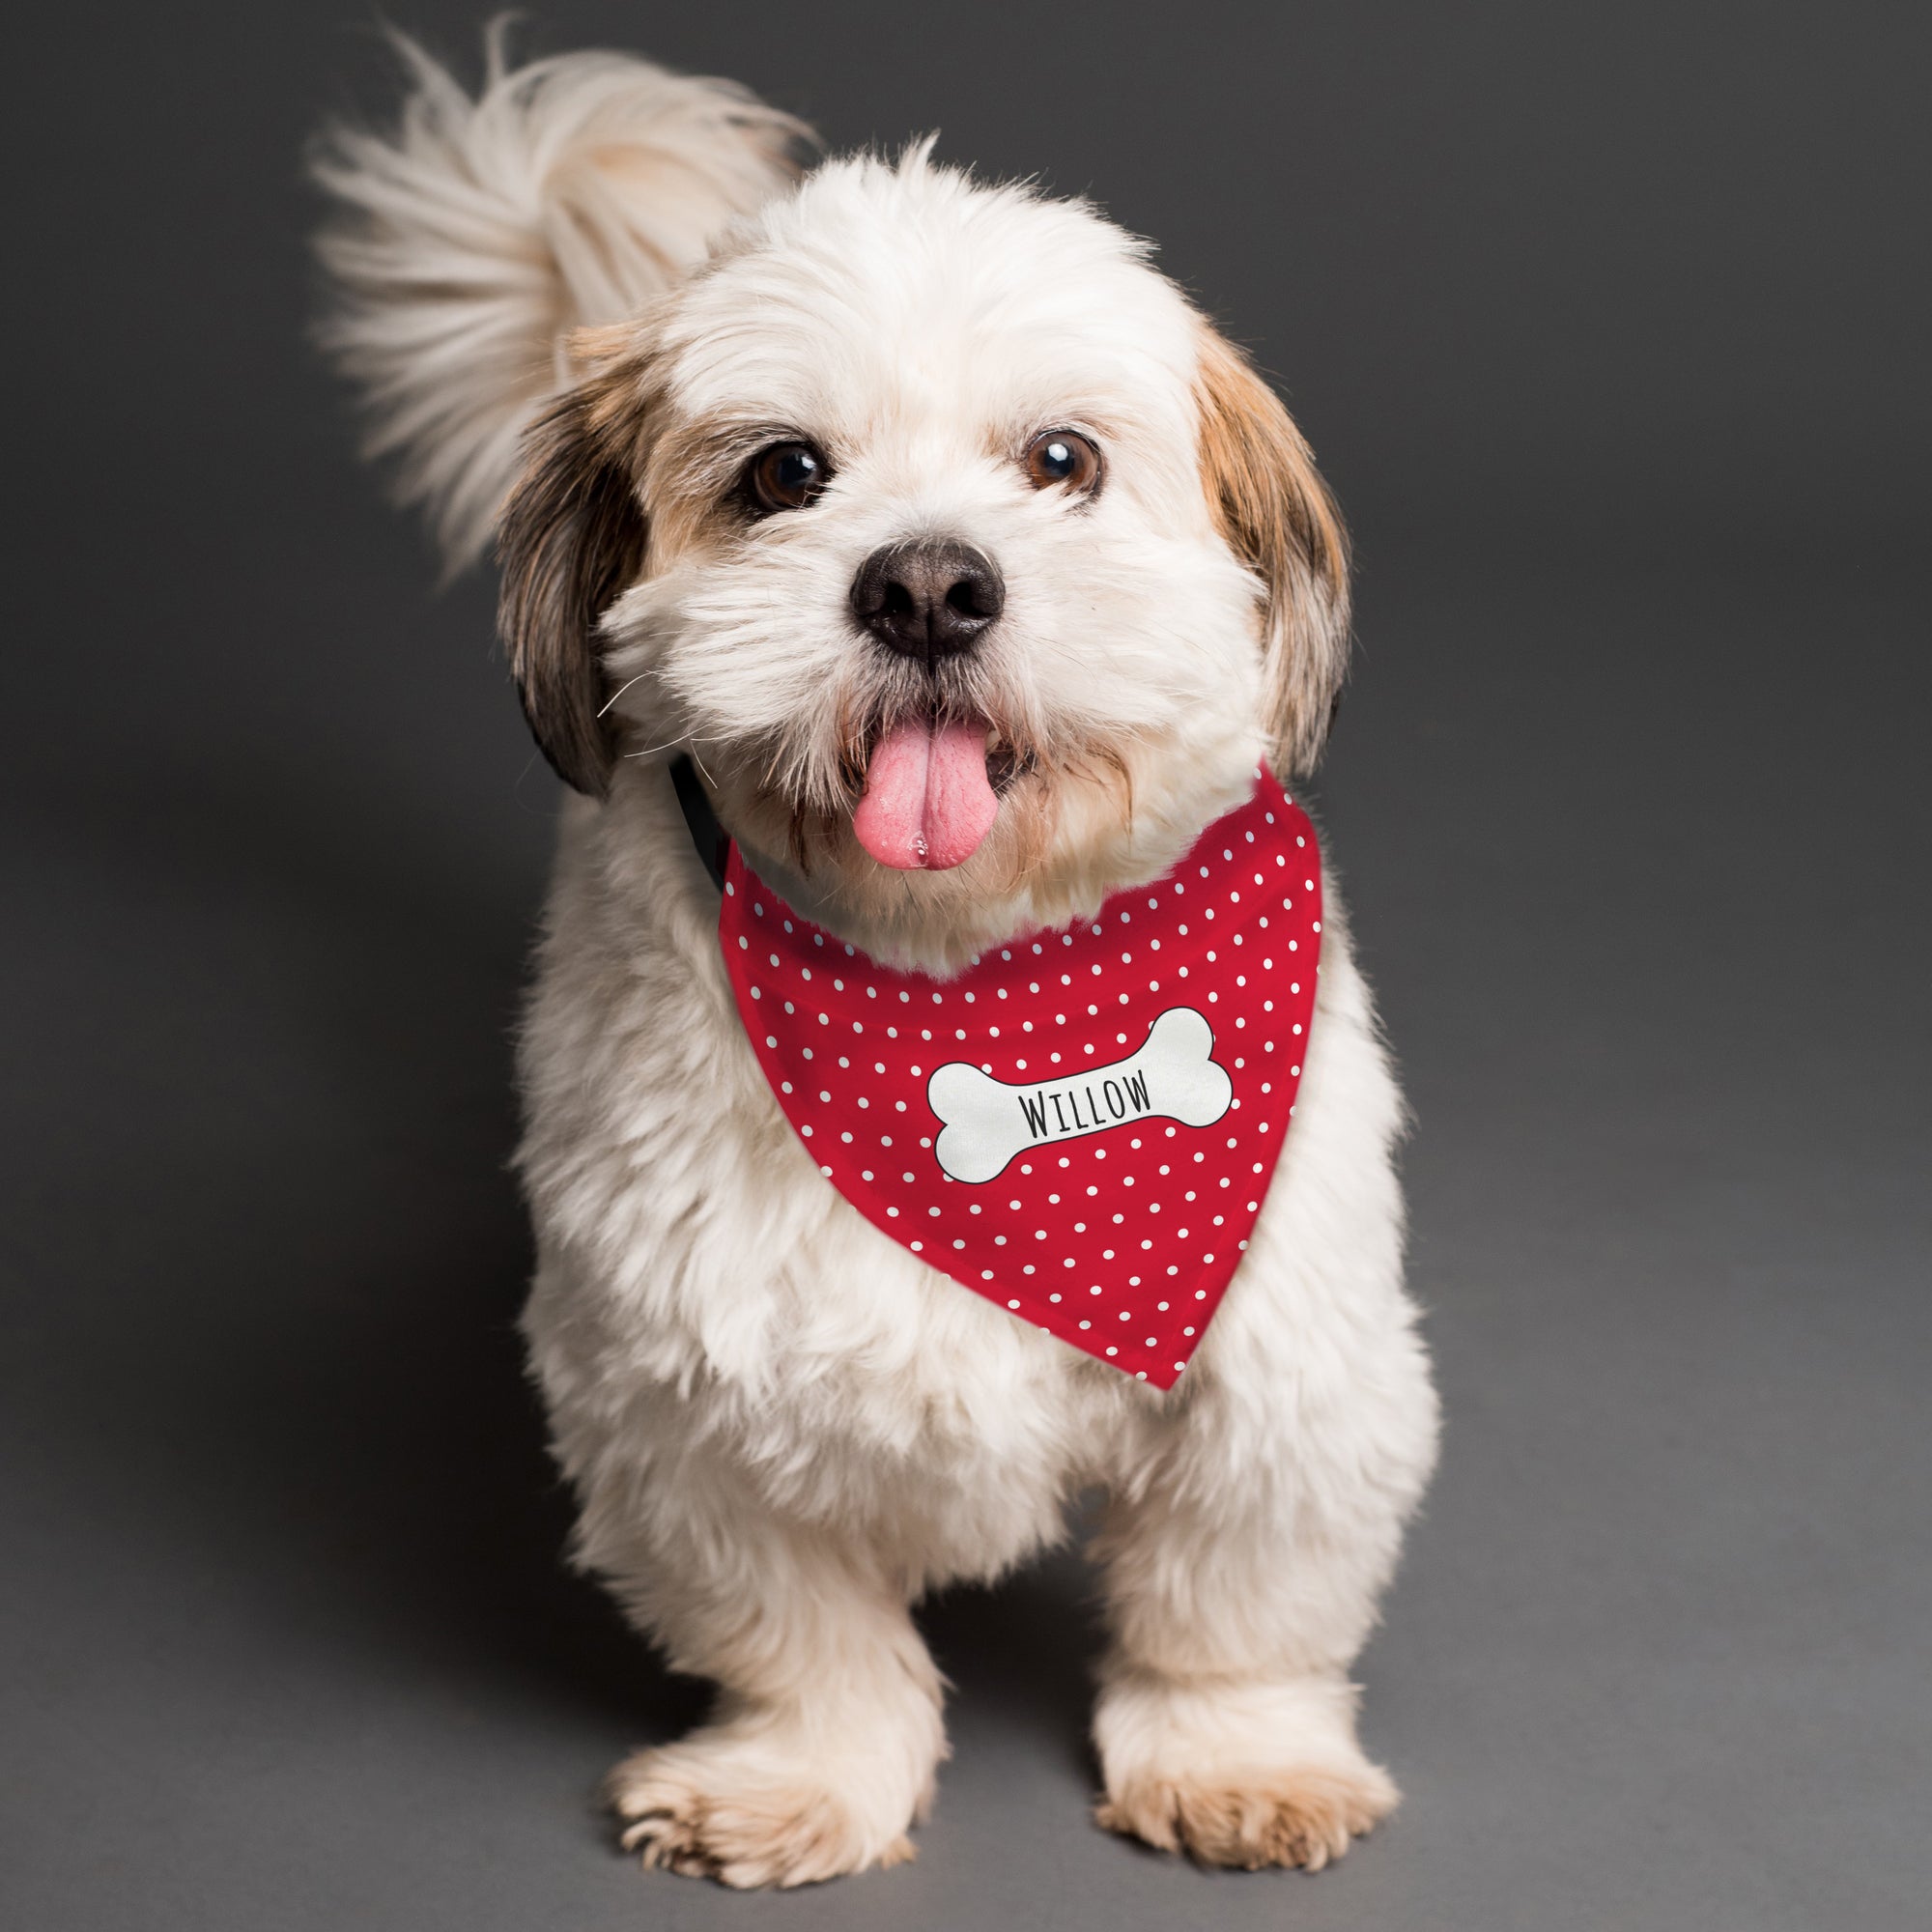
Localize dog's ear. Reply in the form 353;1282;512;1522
1194;326;1351;780
496;348;652;798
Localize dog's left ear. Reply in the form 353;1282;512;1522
496;341;653;798
1194;327;1351;780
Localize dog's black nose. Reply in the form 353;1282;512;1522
850;539;1004;665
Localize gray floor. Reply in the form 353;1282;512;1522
5;533;1927;1931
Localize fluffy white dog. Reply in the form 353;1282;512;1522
315;32;1438;1888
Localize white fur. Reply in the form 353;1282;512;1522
312;26;807;565
316;38;1437;1887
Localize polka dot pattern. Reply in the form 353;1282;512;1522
720;768;1321;1389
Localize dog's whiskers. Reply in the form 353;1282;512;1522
599;671;653;719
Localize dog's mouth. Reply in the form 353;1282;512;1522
851;712;1002;871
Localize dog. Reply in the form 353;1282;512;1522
314;31;1438;1888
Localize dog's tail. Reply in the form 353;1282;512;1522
312;26;810;569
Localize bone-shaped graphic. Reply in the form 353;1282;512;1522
928;1006;1233;1184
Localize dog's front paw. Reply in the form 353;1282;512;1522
608;1734;921;1888
1093;1668;1398;1871
1095;1760;1396;1871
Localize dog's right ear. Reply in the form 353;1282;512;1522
496;350;652;798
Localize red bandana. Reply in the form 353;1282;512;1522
720;771;1321;1387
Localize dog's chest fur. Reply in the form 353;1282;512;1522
516;764;1410;1591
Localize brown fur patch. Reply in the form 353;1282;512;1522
496;347;662;796
1095;1758;1398;1872
1193;326;1352;779
609;1748;918;1889
994;774;1056;890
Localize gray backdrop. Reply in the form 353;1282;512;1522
4;4;1927;1928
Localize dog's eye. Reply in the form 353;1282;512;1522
745;440;831;514
1022;430;1102;497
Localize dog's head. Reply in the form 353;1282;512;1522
498;148;1348;968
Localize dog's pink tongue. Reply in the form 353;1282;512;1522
853;718;998;870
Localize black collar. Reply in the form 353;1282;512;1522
668;753;728;891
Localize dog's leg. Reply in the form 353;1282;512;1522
600;1500;945;1888
1086;911;1437;1870
1089;1337;1435;1870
